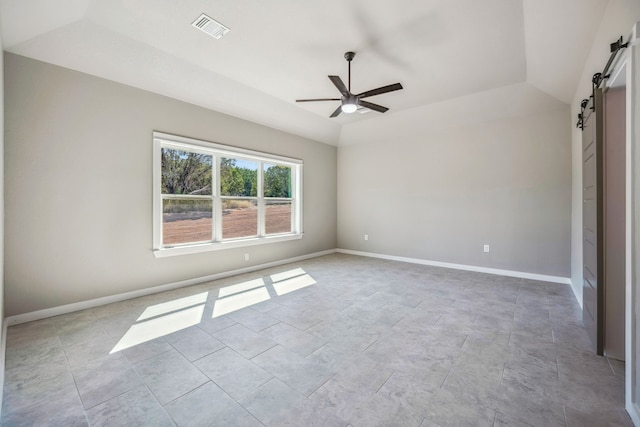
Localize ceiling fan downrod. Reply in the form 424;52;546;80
345;51;355;93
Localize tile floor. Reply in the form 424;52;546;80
1;253;633;426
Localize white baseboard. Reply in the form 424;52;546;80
569;280;582;309
336;248;572;285
627;402;640;427
5;249;336;326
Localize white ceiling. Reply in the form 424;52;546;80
0;0;608;146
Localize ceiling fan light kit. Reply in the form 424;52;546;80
296;51;403;118
341;99;358;113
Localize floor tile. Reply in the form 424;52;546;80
165;381;262;427
267;396;348;427
166;326;226;361
213;323;276;358
134;349;209;405
226;308;281;332
251;344;335;396
238;378;304;425
3;361;77;416
72;354;141;409
422;387;496;427
120;337;173;364
194;347;272;399
197;314;237;334
1;388;88;427
5;335;66;371
64;333;121;369
265;304;324;330
85;385;174;427
260;322;327;356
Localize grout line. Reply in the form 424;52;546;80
440;367;453;389
605;356;617;376
189;343;228;364
309;371;338;397
433;315;443;327
58;333;93;421
161;380;213;407
376;371;395;394
141;383;177;426
248;343;278;360
218;377;268;426
391;316;405;328
460;335;469;350
360;339;379;354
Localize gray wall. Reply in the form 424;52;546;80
4;53;337;317
337;108;572;277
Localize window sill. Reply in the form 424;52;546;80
153;233;303;258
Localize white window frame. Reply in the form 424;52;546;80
153;132;303;257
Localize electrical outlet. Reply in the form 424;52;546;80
483;244;490;253
244;253;250;261
364;234;369;241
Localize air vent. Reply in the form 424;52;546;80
192;13;230;39
357;106;371;114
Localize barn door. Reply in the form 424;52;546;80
582;89;604;355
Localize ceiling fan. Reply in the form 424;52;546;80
296;51;403;118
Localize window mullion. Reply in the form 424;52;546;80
257;161;265;237
214;156;222;241
294;164;301;234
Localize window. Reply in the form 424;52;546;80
153;132;302;257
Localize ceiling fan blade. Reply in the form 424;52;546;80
359;100;389;113
296;98;341;102
329;105;343;118
357;83;403;99
329;75;350;96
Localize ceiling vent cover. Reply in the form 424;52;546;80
192;13;230;39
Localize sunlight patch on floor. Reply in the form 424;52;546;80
270;267;306;283
272;273;316;296
217;278;265;298
110;268;317;354
137;292;208;321
111;304;205;353
212;286;270;318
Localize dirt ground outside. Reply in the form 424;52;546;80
163;204;291;245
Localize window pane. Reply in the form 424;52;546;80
263;164;291;198
220;158;257;197
163;199;212;245
265;201;292;235
161;148;212;195
222;199;257;239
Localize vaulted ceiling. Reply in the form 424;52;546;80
0;0;608;145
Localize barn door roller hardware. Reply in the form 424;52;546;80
576;36;628;129
576;98;589;130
